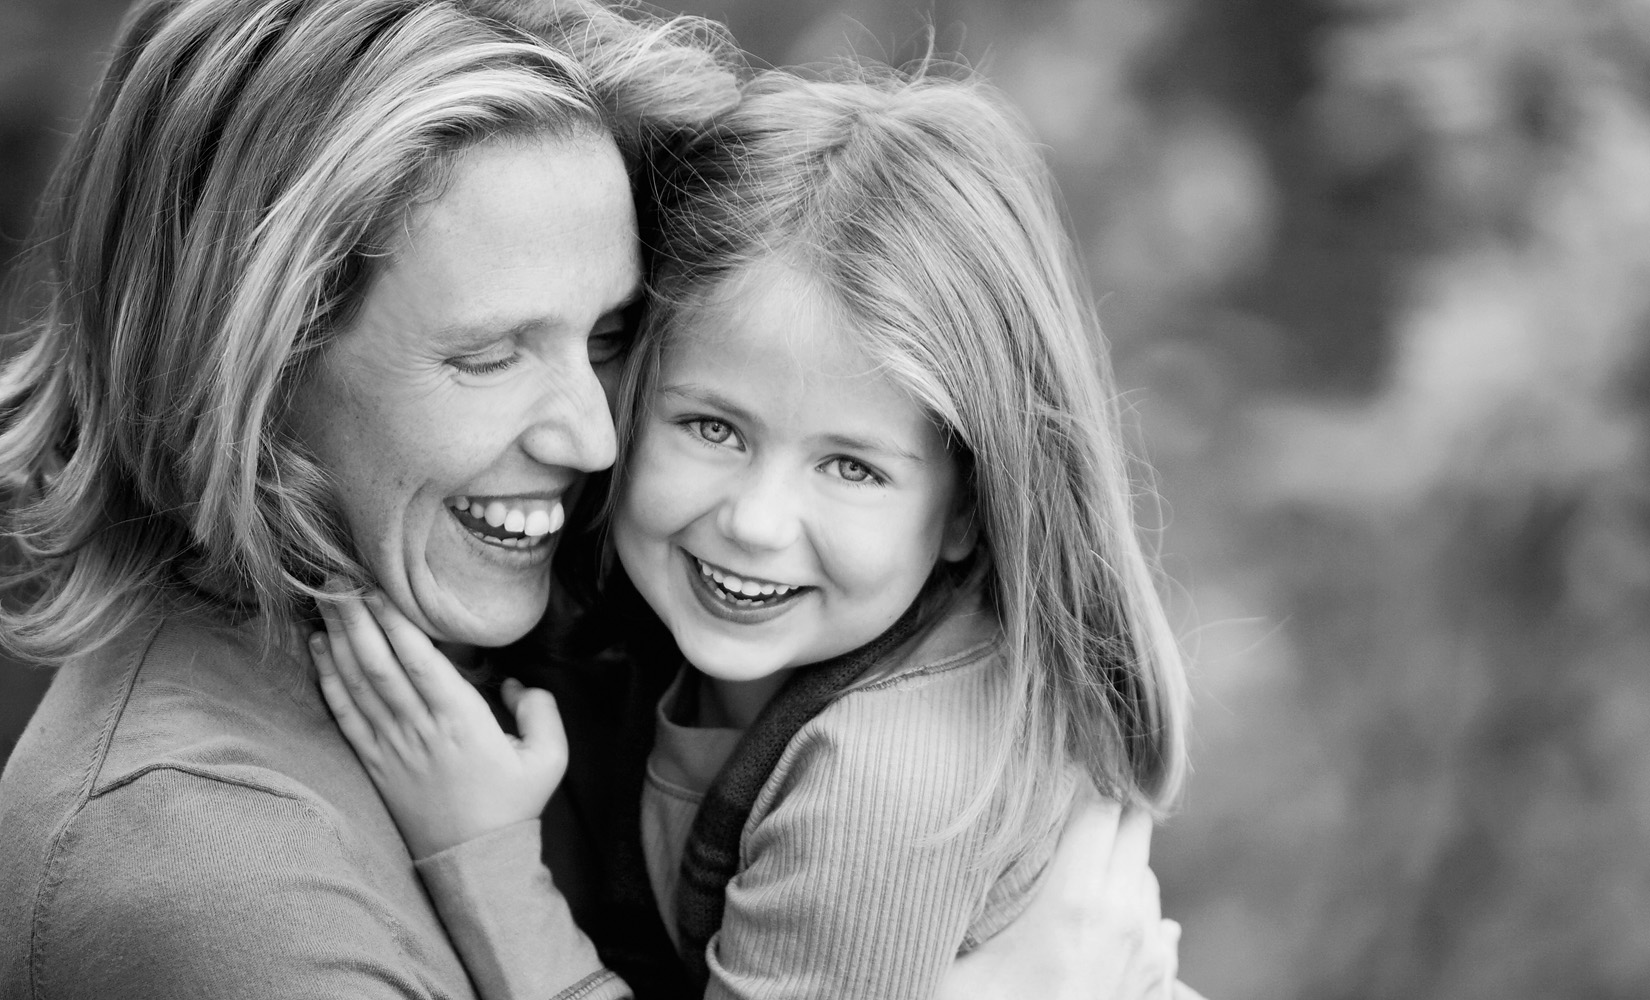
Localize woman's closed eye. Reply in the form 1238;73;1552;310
587;329;632;367
448;349;521;377
823;456;887;487
588;300;643;371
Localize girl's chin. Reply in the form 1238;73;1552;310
676;638;792;685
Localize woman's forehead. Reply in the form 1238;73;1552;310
359;133;639;339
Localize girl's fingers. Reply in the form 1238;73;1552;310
366;591;488;723
311;631;379;754
325;592;434;729
317;599;397;737
503;679;566;761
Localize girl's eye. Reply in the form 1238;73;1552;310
693;419;736;446
828;457;884;485
449;352;520;376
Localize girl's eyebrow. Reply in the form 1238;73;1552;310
658;383;760;427
820;432;924;464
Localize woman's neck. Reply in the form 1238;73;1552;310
435;640;481;671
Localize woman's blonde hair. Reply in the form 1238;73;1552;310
621;65;1190;847
0;0;738;665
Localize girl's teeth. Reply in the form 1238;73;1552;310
484;501;506;527
695;557;797;599
503;509;525;534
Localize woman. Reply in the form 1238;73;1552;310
0;0;1185;997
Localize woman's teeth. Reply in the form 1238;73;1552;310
696;557;798;603
451;496;564;547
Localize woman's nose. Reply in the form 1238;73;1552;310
716;466;802;552
518;359;618;473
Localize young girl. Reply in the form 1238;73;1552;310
313;65;1190;999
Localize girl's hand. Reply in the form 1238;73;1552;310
936;792;1206;1000
310;588;567;860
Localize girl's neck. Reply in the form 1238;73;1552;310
695;668;794;730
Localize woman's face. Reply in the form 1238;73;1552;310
290;132;639;650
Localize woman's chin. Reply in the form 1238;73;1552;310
407;527;557;649
398;573;551;654
429;597;548;652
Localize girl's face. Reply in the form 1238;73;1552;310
613;261;975;687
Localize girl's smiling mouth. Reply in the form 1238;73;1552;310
685;551;812;620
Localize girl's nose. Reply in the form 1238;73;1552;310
519;359;618;473
716;467;802;552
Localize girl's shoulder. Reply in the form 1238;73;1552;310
850;595;1004;698
779;602;1008;791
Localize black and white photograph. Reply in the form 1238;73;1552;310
3;1;1647;998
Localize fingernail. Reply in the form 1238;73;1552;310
364;590;384;613
502;677;523;694
309;631;328;655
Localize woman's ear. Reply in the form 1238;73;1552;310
940;496;979;563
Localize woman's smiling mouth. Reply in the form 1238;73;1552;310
449;495;565;550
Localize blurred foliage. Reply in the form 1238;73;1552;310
4;0;1649;997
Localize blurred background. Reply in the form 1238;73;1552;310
4;0;1649;997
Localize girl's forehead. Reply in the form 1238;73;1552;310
668;260;855;368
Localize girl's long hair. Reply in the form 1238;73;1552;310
0;0;738;666
621;65;1190;858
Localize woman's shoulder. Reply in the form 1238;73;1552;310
89;617;343;796
3;613;371;865
0;617;459;995
11;750;475;998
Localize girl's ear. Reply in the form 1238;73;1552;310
940;495;979;563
